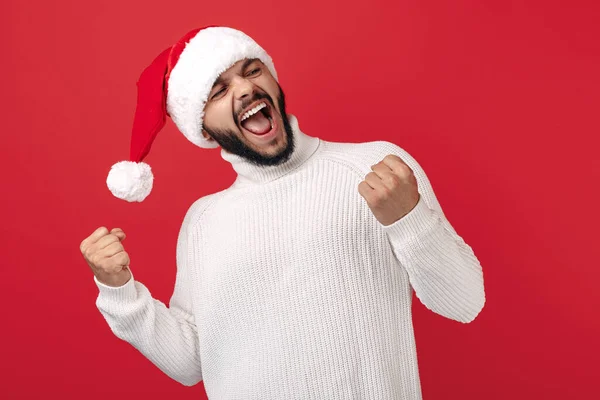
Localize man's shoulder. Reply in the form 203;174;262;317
318;138;411;172
181;190;228;229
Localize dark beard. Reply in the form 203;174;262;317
202;84;295;167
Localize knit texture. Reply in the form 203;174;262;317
94;114;485;399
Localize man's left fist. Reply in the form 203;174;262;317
358;154;421;226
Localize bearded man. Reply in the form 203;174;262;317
80;26;485;400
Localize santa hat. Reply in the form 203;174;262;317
106;26;278;202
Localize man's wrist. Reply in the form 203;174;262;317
94;270;132;288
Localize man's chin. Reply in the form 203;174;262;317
205;95;293;166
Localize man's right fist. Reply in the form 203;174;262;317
80;227;132;287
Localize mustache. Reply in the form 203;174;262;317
234;92;273;125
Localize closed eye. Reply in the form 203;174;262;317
211;87;226;99
211;66;260;100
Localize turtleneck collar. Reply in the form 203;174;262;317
220;114;321;186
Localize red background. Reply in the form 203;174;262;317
2;0;599;398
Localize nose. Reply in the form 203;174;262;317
232;76;254;101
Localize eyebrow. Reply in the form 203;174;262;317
211;58;258;89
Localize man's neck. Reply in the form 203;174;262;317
220;114;321;186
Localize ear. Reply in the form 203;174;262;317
201;129;215;142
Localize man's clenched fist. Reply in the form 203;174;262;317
80;227;131;287
358;154;421;226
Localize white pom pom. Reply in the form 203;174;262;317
106;161;154;202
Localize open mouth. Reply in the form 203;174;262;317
239;101;275;136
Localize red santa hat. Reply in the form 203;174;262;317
106;26;278;202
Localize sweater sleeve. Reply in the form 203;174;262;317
378;143;486;323
93;205;203;386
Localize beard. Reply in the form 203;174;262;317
202;84;295;167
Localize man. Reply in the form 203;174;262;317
80;26;485;399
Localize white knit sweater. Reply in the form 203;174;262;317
94;114;485;399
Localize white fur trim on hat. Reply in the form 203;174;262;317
166;27;278;149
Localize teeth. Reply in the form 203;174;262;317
240;102;267;122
